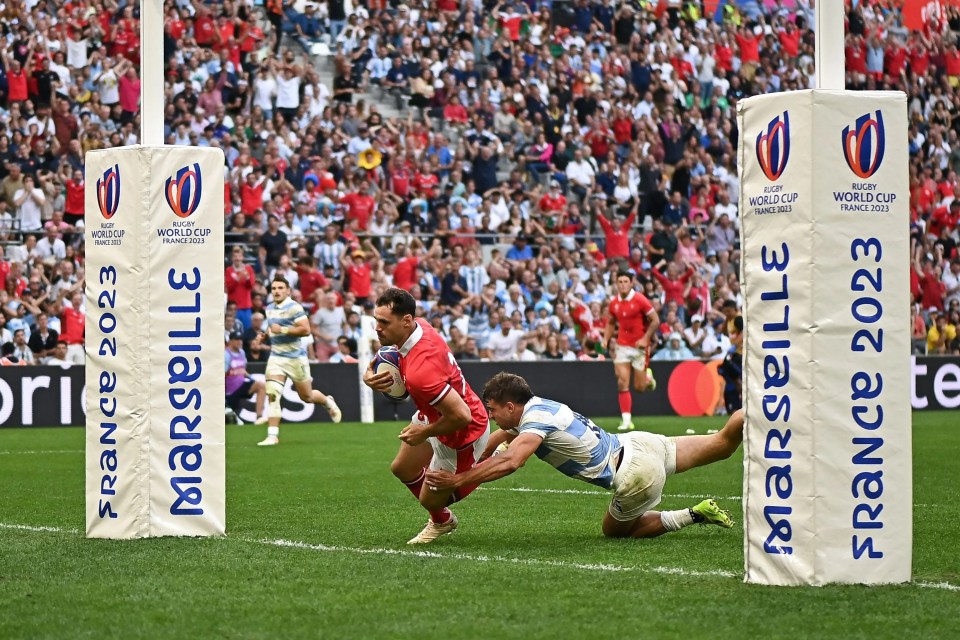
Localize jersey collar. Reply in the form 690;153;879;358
619;290;635;302
398;321;424;357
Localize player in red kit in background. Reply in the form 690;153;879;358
604;271;660;431
364;287;490;544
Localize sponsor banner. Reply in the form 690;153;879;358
84;146;225;539
147;148;225;537
85;148;150;539
7;359;955;429
739;90;911;586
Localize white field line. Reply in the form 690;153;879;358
0;449;83;456
1;521;957;591
480;487;937;508
479;486;743;501
0;522;81;534
249;537;737;578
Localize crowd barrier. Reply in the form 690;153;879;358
0;356;956;427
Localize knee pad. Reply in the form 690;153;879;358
266;379;284;418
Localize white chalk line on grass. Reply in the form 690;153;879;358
1;521;957;591
480;488;938;509
0;522;81;534
249;537;737;578
480;486;743;501
0;449;83;456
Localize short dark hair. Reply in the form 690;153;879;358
722;299;738;310
482;372;534;406
616;270;633;281
376;287;416;318
272;275;291;289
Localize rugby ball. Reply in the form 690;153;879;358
373;346;409;401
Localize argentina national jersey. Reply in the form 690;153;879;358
267;298;308;359
511;397;622;489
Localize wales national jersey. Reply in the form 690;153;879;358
397;318;488;449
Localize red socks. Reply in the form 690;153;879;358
402;468;452;524
618;390;632;415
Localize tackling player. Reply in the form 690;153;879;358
426;372;742;538
604;270;660;431
364;287;490;544
254;276;342;446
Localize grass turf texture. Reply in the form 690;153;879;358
0;412;956;639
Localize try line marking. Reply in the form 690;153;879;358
1;522;956;591
0;449;83;456
480;486;743;501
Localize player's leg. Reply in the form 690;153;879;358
259;372;286;446
601;431;733;538
290;361;342;423
673;409;744;474
250;378;267;424
406;432;489;545
613;356;634;431
631;346;656;393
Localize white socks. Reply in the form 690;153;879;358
267;426;279;437
621;412;632;424
660;509;695;532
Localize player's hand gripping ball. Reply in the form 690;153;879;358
373;346;409;401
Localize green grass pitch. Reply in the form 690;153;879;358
1;412;957;639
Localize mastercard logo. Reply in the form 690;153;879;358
667;360;724;417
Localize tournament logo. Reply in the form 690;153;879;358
755;111;791;181
96;164;121;219
842;110;885;179
165;163;203;218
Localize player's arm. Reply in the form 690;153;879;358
397;390;472;445
637;308;660;348
269;314;311;337
479;428;516;461
603;307;617;350
426;432;541;490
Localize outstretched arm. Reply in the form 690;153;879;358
426;432;542;489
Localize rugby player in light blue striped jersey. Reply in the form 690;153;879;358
426;372;743;538
253;276;342;446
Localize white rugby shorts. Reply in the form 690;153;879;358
608;431;677;522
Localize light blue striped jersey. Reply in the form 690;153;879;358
266;297;308;359
507;396;622;489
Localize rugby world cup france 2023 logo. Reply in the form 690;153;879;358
842;111;885;179
165;163;203;218
97;164;121;219
755;111;791;181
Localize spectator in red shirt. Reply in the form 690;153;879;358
339;179;377;231
597;208;635;260
393;236;421;293
295;255;328;314
652;259;695;319
240;170;266;215
343;243;378;303
442;95;469;125
226;245;256;329
734;27;761;80
62;167;85;227
778;21;801;59
60;290;85;364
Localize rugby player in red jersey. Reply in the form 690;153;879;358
364;288;490;544
604;271;660;431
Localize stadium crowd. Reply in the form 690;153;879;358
0;0;959;377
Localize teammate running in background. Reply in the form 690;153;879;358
426;372;742;539
604;270;660;431
225;330;267;424
364;287;490;544
254;276;341;446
